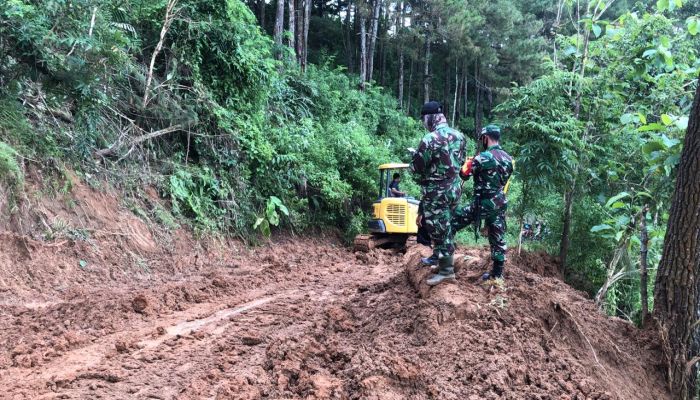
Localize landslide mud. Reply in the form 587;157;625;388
0;178;669;399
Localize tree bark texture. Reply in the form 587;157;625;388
274;0;284;59
302;0;311;69
359;10;367;90
287;0;296;56
653;73;700;400
367;0;381;82
559;186;574;271
398;51;404;109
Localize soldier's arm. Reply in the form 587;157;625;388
460;153;484;180
410;138;430;176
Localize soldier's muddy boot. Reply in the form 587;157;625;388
427;256;456;286
481;260;504;281
420;254;438;267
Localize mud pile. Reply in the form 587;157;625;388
0;174;669;399
261;245;668;400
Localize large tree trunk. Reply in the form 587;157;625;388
559;185;575;272
302;0;311;70
274;0;284;59
423;34;431;103
359;10;367;90
367;0;382;82
653;73;700;400
640;205;650;327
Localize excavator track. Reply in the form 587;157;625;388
353;234;411;252
353;234;374;252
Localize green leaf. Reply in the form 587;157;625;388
675;116;689;130
591;224;613;233
657;0;669;11
592;24;602;38
688;18;699;36
661;134;680;148
79;260;88;269
253;217;265;230
642;141;664;154
661;114;673;126
674;0;683;8
642;49;657;58
611;201;626;209
637;113;647;125
615;231;624;242
606;192;630;208
278;204;289;216
619;113;634;125
638;123;666;132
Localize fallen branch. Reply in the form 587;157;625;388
94;124;183;158
143;0;179;108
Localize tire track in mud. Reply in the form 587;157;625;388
2;243;400;399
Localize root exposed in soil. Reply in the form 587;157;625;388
0;178;668;399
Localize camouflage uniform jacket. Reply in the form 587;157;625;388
410;122;466;197
460;145;514;211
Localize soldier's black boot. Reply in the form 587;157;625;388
481;260;504;281
427;256;456;286
420;253;438;266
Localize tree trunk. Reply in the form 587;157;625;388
302;0;311;70
359;10;367;90
640;205;650;327
274;0;284;59
295;0;303;64
258;0;266;30
367;0;381;82
407;56;414;115
344;1;353;72
423;34;431;103
474;61;482;139
653;73;700;400
287;0;296;58
463;63;468;119
452;60;459;125
559;186;575;272
398;51;404;109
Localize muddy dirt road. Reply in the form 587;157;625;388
0;233;669;399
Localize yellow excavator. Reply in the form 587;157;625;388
353;163;420;251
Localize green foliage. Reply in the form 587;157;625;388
254;196;289;237
168;167;229;233
0;141;23;194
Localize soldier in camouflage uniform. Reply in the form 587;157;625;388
453;124;514;281
410;101;466;286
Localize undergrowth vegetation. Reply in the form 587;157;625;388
0;0;421;237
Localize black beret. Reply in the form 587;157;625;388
420;101;443;116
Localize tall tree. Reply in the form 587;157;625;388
423;33;430;103
359;4;367;90
367;0;382;82
274;0;284;59
288;0;296;58
653;73;700;400
302;0;311;69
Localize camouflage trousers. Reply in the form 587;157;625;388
452;202;507;263
421;192;459;259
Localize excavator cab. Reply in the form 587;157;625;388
354;163;420;251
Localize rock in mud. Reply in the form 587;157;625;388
131;294;149;314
